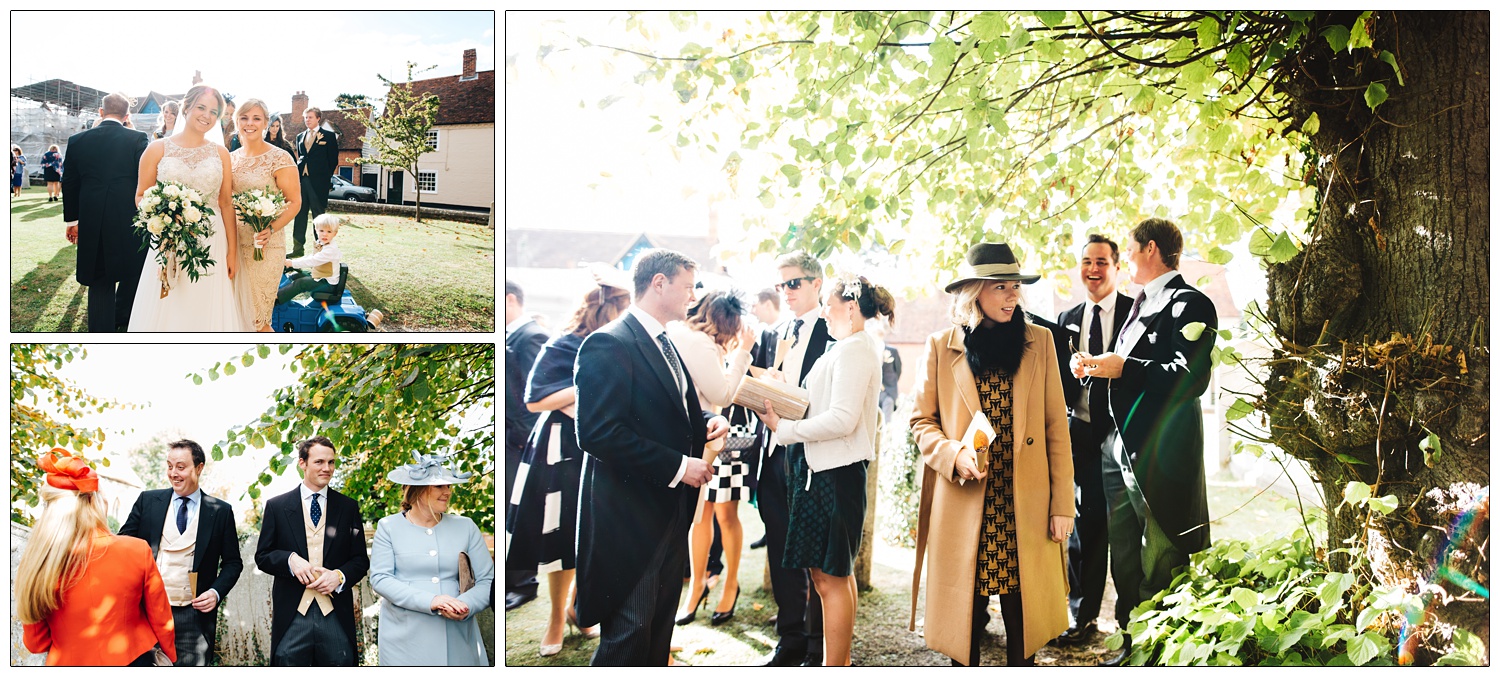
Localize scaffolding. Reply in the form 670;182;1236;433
10;98;163;161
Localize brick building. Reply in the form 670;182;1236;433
368;47;495;210
279;92;371;187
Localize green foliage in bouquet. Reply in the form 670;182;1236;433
231;188;288;261
134;180;218;287
1114;528;1417;666
190;344;496;533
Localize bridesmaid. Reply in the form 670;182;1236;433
228;98;301;331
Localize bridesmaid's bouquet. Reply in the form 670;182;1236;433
133;180;217;298
231;188;287;261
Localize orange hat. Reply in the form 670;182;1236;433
38;448;99;493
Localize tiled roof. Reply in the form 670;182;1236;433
280;109;367;151
395;70;495;126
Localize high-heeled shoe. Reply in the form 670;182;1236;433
674;583;711;625
710;586;740;626
567;606;601;639
539;642;562;657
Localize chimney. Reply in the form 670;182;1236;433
291;91;308;120
461;49;476;81
192;70;202;85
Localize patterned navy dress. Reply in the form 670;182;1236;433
504;332;586;574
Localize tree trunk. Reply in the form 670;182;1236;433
1265;11;1488;661
413;170;423;223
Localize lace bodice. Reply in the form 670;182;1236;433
158;138;225;202
230;145;296;193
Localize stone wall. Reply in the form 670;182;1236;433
327;200;493;226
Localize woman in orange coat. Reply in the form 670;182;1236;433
17;448;177;666
909;243;1074;666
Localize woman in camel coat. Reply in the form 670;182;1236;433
908;242;1074;666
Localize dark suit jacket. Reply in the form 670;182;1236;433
505;320;551;453
62;119;149;285
294;125;340;193
254;486;370;662
879;345;902;416
1107;274;1217;554
573;312;715;627
118;489;242;655
1054;292;1135;422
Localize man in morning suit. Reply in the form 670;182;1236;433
1047;235;1134;649
255;436;370;666
1076;218;1217;665
118;439;243;666
292;107;339;258
62;91;150;332
503;279;548;610
757;250;835;667
574;248;729;665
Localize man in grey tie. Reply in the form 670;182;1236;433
118;440;243;665
574;248;729;665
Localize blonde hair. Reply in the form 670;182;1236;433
47;144;59;152
236;98;271;138
15;484;110;623
400;484;432;513
948;279;1024;331
312;214;342;235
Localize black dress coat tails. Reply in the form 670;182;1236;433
254;486;370;663
62;119;149;286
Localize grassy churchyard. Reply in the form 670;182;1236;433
10;191;495;332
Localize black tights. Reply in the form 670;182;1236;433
954;592;1034;667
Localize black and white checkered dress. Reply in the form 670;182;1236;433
705;418;753;503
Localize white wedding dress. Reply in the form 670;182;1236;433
127;137;249;331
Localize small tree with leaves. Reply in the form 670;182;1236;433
335;93;373;111
10;345;132;525
193;344;496;533
349;63;441;222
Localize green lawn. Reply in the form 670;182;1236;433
10;191;495;332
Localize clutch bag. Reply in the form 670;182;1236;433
458;552;475;594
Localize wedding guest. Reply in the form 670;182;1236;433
230;97;301;332
870;318;902;422
254;436;370;666
266;115;297;157
372;454;495;665
42;144;63;201
11;146;25;197
573;248;728;665
752;287;782;328
275;214;342;304
1074;219;1217;664
63;91;150;332
667;289;755;627
117;439;243;666
292;107;339;257
154;100;180;140
909;242;1073;666
503;279;547;611
18;448;177;666
760;274;894;667
504;279;629;655
221;97;238;149
756;251;832;666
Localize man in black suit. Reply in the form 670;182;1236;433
254;436;370;666
118;439;242;666
1046;235;1134;649
756;251;834;667
62;91;150;332
1077;219;1217;664
503;279;548;610
574;248;728;665
292;107;339;257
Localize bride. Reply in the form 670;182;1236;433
127;83;248;331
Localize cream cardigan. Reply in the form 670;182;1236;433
777;329;880;474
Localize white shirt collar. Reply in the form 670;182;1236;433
504;316;533;336
1088;290;1120;314
299;483;328;503
796;306;822;326
1138;270;1181;302
628;305;668;339
172;488;203;506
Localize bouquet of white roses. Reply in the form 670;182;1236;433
133;180;217;298
231;188;287;261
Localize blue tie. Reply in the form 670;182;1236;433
176;496;188;534
310;493;322;528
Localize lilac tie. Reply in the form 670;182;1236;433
1123;290;1147;331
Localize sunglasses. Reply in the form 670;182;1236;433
775;276;817;292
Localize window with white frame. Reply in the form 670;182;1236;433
417;171;437;192
424;129;439;150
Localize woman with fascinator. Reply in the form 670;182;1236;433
370;453;495;666
504;271;629;656
17;448;177;666
666;287;756;627
127;82;248;331
908;242;1074;666
759;272;896;666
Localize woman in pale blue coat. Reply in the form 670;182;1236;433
371;454;495;665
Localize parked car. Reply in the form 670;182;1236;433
328;175;376;202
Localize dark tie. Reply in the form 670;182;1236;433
176;496;188;534
658;332;685;396
1088;304;1109;427
310;493;321;528
789;319;805;348
1123;290;1147;331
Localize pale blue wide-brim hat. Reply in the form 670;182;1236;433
387;452;474;486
